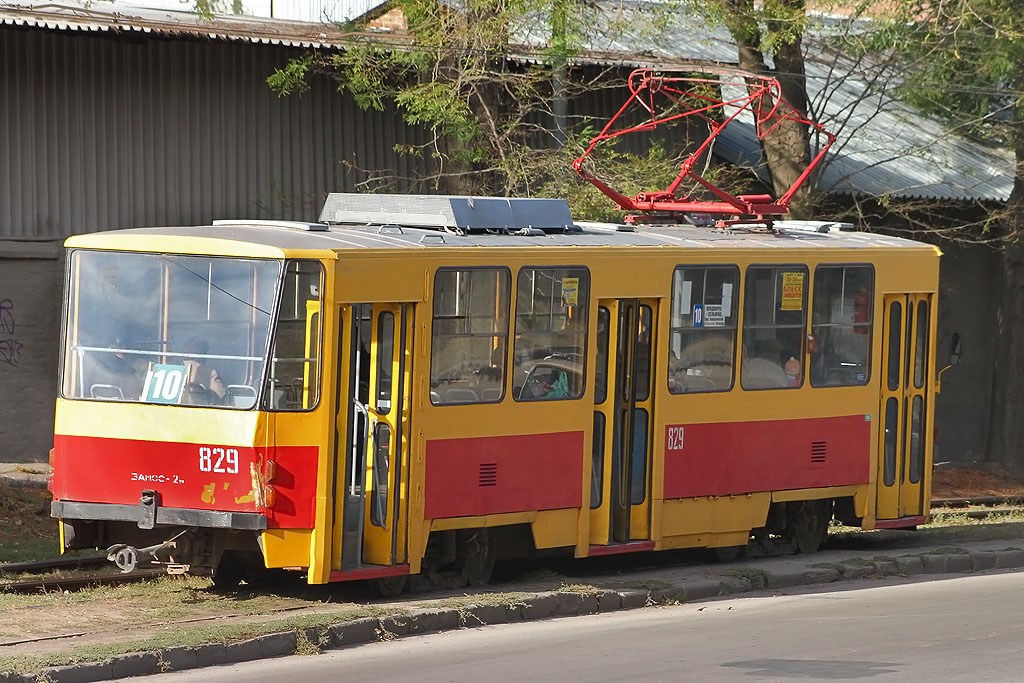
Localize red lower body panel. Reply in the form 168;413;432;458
663;415;871;499
424;431;584;519
52;434;317;528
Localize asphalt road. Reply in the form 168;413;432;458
129;569;1024;682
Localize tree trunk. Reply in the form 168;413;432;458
766;0;812;216
722;0;813;216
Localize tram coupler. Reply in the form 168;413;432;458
106;529;190;573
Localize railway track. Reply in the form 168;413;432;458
1;555;165;594
0;554;109;575
0;569;165;594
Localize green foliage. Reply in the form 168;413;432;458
266;0;616;194
394;81;477;140
534;127;750;222
266;56;313;98
875;1;1024;144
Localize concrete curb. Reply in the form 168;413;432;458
0;463;49;490
5;546;1024;682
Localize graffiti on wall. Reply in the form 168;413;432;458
0;299;23;367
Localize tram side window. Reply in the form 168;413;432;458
513;267;589;402
741;265;808;390
430;268;510;405
668;266;739;394
264;260;324;411
810;265;873;387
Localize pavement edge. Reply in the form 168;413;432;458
6;546;1024;683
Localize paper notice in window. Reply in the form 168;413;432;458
678;280;693;317
561;277;579;306
703;304;725;327
781;272;805;310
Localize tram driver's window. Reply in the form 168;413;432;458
668;266;738;393
810;265;873;387
741;265;808;390
513;267;589;402
264;260;324;411
430;268;510;405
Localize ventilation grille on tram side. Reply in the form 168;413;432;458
479;463;498;487
810;441;827;468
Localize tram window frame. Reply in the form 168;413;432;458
741;264;809;391
668;265;740;395
60;249;283;411
594;306;611;405
429;267;511;406
809;264;874;388
264;259;325;412
512;266;590;403
914;300;930;389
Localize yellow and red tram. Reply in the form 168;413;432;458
51;194;940;591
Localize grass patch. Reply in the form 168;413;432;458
0;482;58;564
0;575;332;645
556;583;603;596
923;546;968;555
810;562;844;571
605;579;674;592
416;591;532;612
0;608;387;675
724;567;768;583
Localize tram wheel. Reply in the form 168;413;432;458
459;528;496;587
370;574;409;599
787;499;832;554
711;544;745;563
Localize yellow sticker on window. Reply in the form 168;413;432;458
561;277;579;307
781;272;804;310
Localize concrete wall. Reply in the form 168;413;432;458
933;243;999;466
0;248;63;463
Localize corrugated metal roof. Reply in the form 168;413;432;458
717;59;1014;203
0;0;375;48
510;1;737;66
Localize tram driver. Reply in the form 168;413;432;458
182;337;227;405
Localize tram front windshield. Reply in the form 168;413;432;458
61;250;280;410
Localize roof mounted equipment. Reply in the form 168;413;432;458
320;193;579;234
572;69;836;226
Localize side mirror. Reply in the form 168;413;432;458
949;332;962;367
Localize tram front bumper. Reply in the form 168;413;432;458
51;499;267;530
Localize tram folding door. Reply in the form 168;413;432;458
333;303;414;571
876;293;931;522
590;298;657;546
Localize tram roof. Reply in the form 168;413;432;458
65;219;936;256
65;192;936;256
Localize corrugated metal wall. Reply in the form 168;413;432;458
0;25;437;240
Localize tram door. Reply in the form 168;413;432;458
590;298;656;545
876;294;931;521
334;303;414;570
